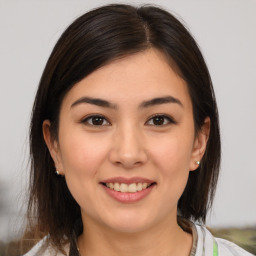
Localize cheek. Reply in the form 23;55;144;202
59;131;109;175
149;134;193;197
58;132;110;211
150;134;194;172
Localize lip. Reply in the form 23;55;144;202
100;176;155;185
100;177;156;203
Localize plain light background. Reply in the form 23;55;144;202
0;0;255;241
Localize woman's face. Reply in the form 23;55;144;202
44;48;208;233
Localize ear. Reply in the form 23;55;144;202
189;117;210;171
42;120;64;175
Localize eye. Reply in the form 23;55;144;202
81;115;110;126
146;114;176;126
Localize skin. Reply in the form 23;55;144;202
43;48;210;256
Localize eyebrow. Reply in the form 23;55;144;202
71;97;117;109
71;95;183;109
139;96;183;108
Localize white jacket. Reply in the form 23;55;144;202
194;224;254;256
24;224;254;256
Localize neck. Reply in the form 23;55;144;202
77;215;192;256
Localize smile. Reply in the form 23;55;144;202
103;182;152;193
100;177;156;203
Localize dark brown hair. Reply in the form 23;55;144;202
27;3;220;252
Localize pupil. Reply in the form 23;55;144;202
153;116;164;125
92;116;103;125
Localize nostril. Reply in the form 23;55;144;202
109;146;148;168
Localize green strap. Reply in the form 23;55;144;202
213;239;218;256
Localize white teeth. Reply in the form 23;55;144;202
105;182;152;192
142;183;147;189
128;183;137;193
137;183;143;191
120;183;128;192
113;183;120;191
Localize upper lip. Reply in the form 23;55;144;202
100;177;156;185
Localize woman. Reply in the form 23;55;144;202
23;4;253;256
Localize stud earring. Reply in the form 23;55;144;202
195;161;200;165
55;170;60;175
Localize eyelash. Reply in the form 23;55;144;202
145;114;177;126
81;114;176;127
81;115;110;126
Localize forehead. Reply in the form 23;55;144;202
62;48;191;109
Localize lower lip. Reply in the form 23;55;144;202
101;184;155;203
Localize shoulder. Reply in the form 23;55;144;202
194;224;254;256
23;236;70;256
215;237;254;256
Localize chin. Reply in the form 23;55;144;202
102;212;154;234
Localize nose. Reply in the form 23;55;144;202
108;124;148;169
